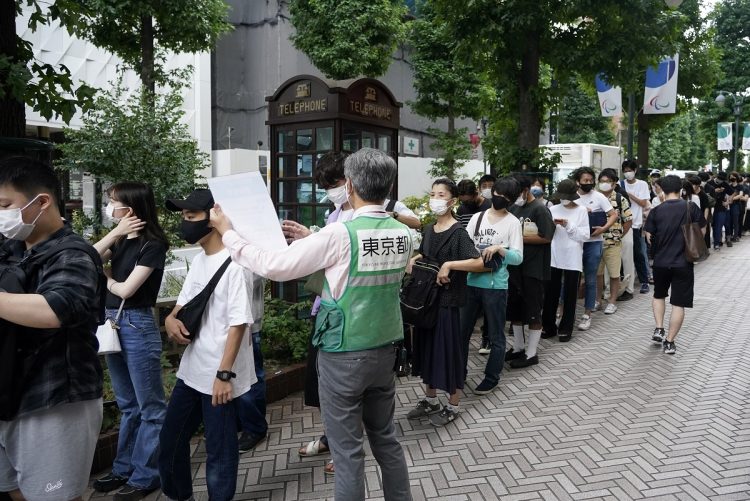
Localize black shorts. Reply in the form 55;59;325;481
652;266;694;308
506;274;545;324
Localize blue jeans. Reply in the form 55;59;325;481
582;242;603;311
158;379;239;501
632;228;651;284
730;204;742;238
106;307;166;490
459;287;508;386
236;331;267;436
713;210;729;245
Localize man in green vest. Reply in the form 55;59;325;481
210;147;413;501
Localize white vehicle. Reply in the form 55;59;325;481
663;169;699;179
541;143;623;184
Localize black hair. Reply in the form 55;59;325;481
717;171;728;181
313;151;349;189
688;175;701;186
432;178;458;198
573;167;596;182
698;172;710;182
681;179;694;200
493;176;521;201
532;177;546;189
659;175;682;195
514;175;532;191
108;181;170;247
478;174;496;186
457;179;477;196
622;160;638;171
599;168;619;182
0;156;60;203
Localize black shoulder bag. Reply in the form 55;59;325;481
176;257;232;340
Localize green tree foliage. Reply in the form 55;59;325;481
408;1;492;179
650;108;709;169
0;1;96;137
56;0;232;93
288;0;407;80
557;79;614;145
56;75;209;243
430;0;689;169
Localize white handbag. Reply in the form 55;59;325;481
96;299;125;355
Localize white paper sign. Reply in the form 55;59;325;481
208;172;288;252
356;229;411;272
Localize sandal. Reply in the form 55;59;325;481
298;438;330;457
324;460;335;475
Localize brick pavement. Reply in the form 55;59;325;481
89;240;750;500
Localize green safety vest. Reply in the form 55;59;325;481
313;214;411;352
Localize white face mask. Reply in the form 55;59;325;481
0;194;44;241
514;195;526;206
480;188;492;199
599;182;612;192
325;184;348;207
429;198;450;216
105;203;130;221
559;199;570;205
624;171;636;181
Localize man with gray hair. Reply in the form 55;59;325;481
210;147;413;500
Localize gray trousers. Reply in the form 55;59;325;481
318;346;412;501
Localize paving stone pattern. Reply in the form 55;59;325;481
90;242;750;500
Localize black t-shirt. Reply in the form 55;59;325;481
456;199;491;228
643;199;706;268
508;198;555;281
697;190;710;213
107;237;168;309
418;222;480;308
712;181;733;212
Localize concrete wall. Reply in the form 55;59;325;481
211;0;477;157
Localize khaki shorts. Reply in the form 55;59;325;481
597;242;622;278
0;399;103;501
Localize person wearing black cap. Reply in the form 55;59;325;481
541;179;590;342
158;189;257;501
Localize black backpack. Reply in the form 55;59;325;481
400;223;459;330
0;237;105;420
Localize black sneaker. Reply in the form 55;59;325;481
429;405;458;426
617;291;634;301
239;431;267;452
558;332;572;342
510;355;539;369
113;485;156;501
540;330;556;339
406;399;441;420
473;379;497;395
93;472;129;493
652;328;665;343
727;240;733;247
478;338;491;355
663;340;676;354
505;349;525;361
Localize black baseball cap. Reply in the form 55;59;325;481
165;188;214;211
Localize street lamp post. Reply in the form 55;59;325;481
715;91;745;172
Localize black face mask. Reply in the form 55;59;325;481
492;195;510;210
180;218;212;244
580;183;595;193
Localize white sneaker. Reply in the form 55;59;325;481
577;314;591;331
603;303;617;315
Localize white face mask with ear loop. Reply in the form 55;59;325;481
105;203;131;221
325;185;348;208
0;194;45;241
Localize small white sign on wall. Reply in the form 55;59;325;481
402;136;420;156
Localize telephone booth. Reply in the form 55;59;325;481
266;75;402;303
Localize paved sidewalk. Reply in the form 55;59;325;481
90;241;750;500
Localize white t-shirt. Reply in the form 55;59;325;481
384;199;418;219
623;179;650;228
176;248;256;397
550;203;590;271
691;194;701;209
574;190;613;242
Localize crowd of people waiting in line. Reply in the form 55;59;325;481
1;150;737;501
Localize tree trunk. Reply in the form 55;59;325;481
518;30;542;155
0;0;26;138
140;14;156;96
637;111;649;169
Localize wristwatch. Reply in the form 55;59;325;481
216;370;236;382
393;211;399;219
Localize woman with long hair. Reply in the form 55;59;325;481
91;182;170;500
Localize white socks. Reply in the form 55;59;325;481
512;324;525;352
526;329;542;358
426;396;439;406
